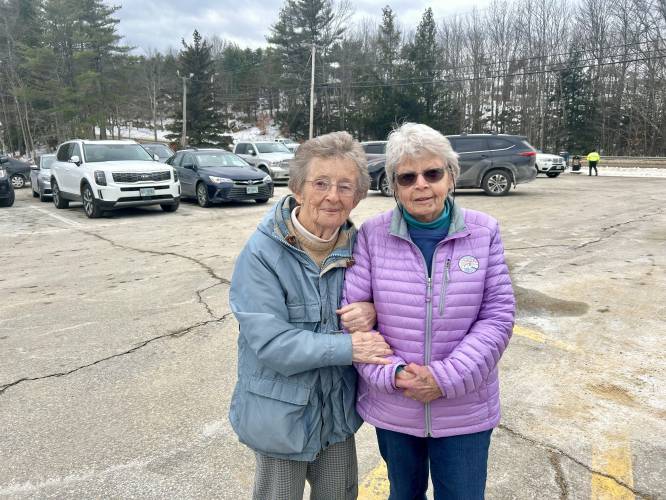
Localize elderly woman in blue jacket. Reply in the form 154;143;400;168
229;131;392;500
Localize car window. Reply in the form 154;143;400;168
487;138;514;150
364;144;385;154
195;153;249;167
57;143;73;161
235;144;246;154
451;138;488;153
143;144;173;159
40;156;56;169
169;152;183;166
72;143;82;160
182;153;195;167
255;143;290;154
83;144;153;162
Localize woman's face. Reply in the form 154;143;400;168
294;157;360;239
394;154;453;223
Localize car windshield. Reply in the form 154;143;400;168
83;144;154;162
196;153;249;167
40;156;56;169
143;144;173;159
255;143;290;154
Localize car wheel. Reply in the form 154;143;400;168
482;169;511;196
546;172;560;178
82;183;103;218
11;174;25;189
259;166;271;178
39;190;49;202
0;190;14;207
196;182;211;207
161;199;179;212
255;198;269;204
52;180;69;208
379;173;393;197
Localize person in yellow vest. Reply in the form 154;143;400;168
587;150;600;176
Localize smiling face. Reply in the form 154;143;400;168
293;157;360;239
394;154;453;223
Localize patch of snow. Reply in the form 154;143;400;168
565;167;666;178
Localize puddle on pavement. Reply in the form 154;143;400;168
514;285;589;316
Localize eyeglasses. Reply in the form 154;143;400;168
394;168;447;187
306;179;356;198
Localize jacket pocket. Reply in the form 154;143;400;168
234;376;312;456
287;302;321;330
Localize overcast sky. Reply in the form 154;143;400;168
113;0;492;54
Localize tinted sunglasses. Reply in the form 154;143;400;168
394;168;446;187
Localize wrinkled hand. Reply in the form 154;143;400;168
351;330;393;365
337;302;376;333
395;363;442;403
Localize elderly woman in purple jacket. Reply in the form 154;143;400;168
343;123;515;499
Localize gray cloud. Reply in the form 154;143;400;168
112;0;491;54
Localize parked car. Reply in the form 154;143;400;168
535;153;566;177
141;142;175;163
361;140;387;161
233;141;292;182
30;154;56;201
0;160;15;207
50;139;181;218
0;155;31;189
167;148;273;207
365;134;537;197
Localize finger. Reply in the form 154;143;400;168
336;304;355;314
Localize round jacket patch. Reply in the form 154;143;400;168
458;255;479;274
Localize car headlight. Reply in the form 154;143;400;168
0;168;6;179
209;176;232;184
262;175;272;184
94;170;107;186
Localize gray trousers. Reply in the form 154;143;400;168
253;435;358;500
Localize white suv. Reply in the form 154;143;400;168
233;141;293;181
50;140;181;218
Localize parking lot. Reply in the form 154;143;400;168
1;174;664;499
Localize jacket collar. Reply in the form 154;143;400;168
258;195;357;274
389;196;469;242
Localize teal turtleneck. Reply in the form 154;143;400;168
402;198;452;276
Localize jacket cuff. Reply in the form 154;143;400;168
387;363;405;393
428;363;451;398
327;333;353;366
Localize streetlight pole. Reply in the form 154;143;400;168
309;44;316;140
177;71;194;148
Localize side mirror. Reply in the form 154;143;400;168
249;149;257;156
153;154;160;161
183;163;195;170
69;155;81;166
31;164;39;170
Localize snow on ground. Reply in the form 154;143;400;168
565;167;666;178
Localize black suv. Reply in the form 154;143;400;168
0;158;15;206
367;134;537;197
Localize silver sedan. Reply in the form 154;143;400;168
30;154;56;201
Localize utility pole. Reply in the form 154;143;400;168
309;44;316;140
177;71;194;148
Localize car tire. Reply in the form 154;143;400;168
482;169;512;196
196;182;211;207
255;198;269;204
11;174;25;189
379;173;393;197
52;180;69;209
39;190;49;202
546;172;560;178
0;190;14;207
161;199;179;212
82;183;103;218
258;166;271;178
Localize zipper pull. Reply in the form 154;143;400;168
446;259;451;281
426;277;432;303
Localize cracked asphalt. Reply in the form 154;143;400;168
1;174;664;499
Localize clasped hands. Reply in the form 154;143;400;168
395;363;442;403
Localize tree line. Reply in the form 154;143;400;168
1;0;665;158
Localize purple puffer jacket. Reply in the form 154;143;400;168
342;201;515;438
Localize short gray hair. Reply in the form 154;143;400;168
289;131;370;203
385;123;460;189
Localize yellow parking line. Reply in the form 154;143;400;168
591;436;634;499
358;460;389;499
512;325;578;352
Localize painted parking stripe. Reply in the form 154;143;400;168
358;460;389;499
30;206;82;226
591;434;635;499
512;325;578;352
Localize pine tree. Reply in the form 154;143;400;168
167;31;222;146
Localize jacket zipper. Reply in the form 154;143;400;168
438;259;451;316
425;275;433;437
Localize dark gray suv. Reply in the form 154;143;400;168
368;133;537;197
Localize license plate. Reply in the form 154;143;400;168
246;186;259;194
140;187;156;197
